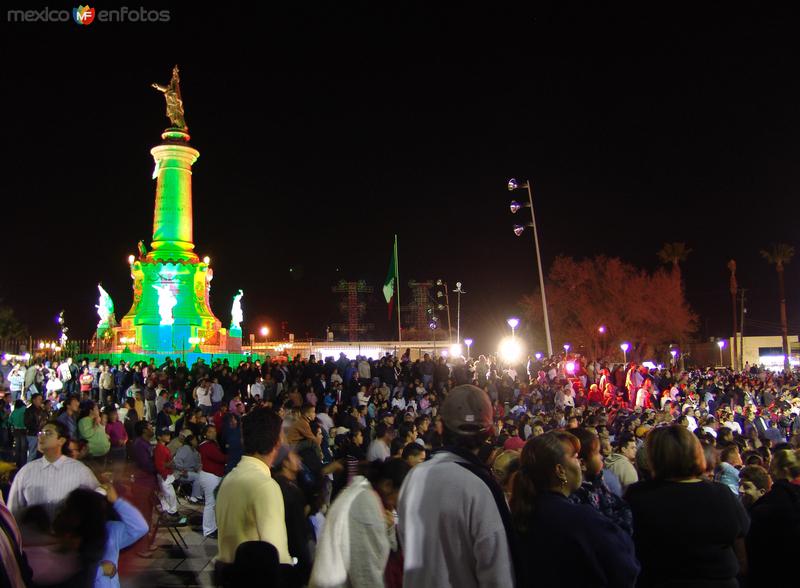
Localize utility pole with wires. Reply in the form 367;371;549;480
728;260;739;371
739;288;746;370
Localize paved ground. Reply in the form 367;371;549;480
120;500;217;588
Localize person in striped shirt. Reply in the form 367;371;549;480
7;419;98;521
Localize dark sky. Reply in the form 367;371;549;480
2;2;798;354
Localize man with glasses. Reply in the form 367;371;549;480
7;420;98;520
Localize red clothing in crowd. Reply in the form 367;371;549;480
154;441;173;478
198;439;227;477
212;409;226;432
588;385;604;405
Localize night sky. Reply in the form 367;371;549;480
2;3;798;354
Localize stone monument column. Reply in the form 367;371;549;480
149;130;199;262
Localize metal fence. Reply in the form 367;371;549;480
0;338;99;361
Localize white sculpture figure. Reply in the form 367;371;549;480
153;284;178;326
230;289;244;330
96;284;116;328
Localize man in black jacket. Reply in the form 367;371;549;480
23;393;47;463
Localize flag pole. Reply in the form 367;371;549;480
395;234;401;342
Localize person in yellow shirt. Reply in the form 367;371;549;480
215;407;290;566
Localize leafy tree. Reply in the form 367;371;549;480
521;255;697;361
0;301;28;339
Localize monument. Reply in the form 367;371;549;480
102;66;243;357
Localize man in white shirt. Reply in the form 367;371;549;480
250;377;265;400
195;379;213;415
398;385;515;588
366;423;392;462
316;405;334;435
7;419;98;521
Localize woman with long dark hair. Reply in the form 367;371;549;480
510;431;639;587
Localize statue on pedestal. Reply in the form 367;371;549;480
153;284;177;326
96;284;116;328
230;289;243;332
152;65;188;130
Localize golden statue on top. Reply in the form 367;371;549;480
152;65;187;130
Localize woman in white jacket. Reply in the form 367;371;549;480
310;459;410;588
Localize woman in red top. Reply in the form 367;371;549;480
79;367;94;394
153;427;179;517
197;424;226;537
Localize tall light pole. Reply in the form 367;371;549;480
464;338;473;359
435;279;453;344
507;317;520;338
453;282;465;346
620;342;629;364
717;339;726;367
509;178;553;357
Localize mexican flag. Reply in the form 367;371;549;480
383;236;398;320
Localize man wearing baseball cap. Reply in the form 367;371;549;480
397;384;517;587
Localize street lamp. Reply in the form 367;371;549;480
596;325;607;360
717;339;726;366
535;352;543;360
669;348;678;366
563;343;570;354
507;317;519;338
260;326;269;342
620;342;630;363
453;282;466;345
464;338;473;359
508;178;553;356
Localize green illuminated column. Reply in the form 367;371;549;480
149;129;199;262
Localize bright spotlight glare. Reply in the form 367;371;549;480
535;352;543;360
449;344;463;357
565;361;576;373
499;337;523;364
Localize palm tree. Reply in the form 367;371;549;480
760;243;795;372
657;242;692;284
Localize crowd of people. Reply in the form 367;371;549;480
0;349;798;587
